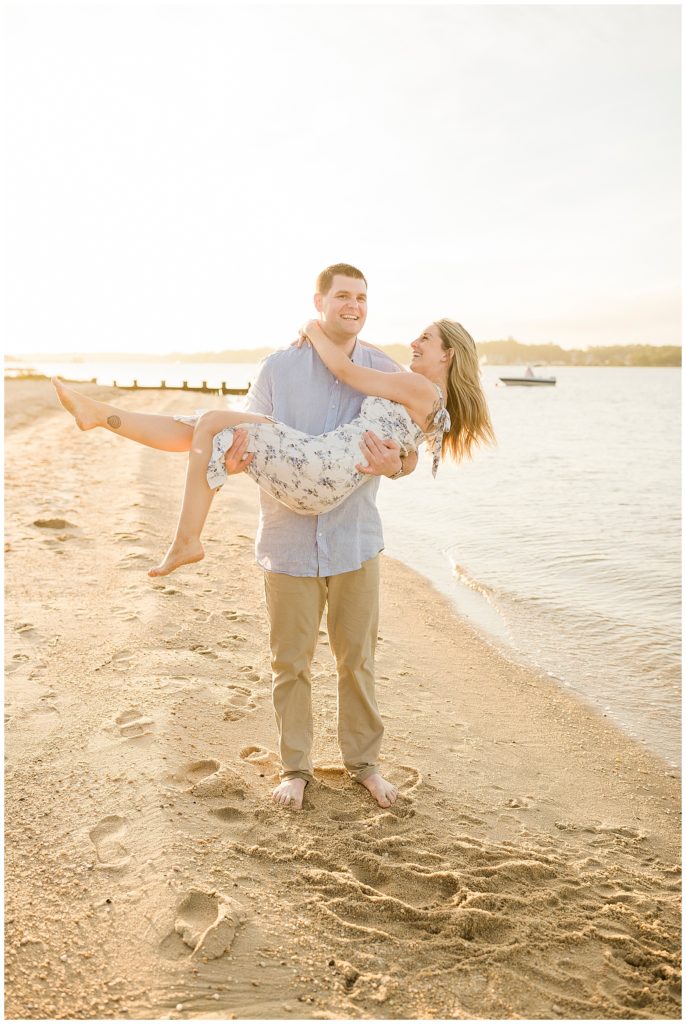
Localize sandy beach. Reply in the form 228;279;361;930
4;379;681;1020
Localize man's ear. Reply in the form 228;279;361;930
313;293;323;314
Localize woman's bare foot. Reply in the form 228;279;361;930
148;539;204;577
272;778;307;810
51;377;104;430
360;772;398;808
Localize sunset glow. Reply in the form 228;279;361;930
5;3;680;356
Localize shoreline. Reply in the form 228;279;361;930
4;379;681;1020
386;542;680;773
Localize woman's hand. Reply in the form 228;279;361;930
291;320;320;349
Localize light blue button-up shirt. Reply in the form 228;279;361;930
243;340;401;577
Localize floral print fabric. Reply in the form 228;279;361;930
176;390;448;516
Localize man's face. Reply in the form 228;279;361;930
314;275;368;339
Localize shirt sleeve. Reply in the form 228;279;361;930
243;357;274;416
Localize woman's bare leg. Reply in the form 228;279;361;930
148;410;272;578
52;377;194;452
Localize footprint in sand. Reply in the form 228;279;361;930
223;684;258;722
163;760;248;823
164;759;247;796
218;634;247;648
188;643;217;658
33;517;77;530
240;744;280;778
114;708;155;739
165;759;221;791
239;664;263;683
160;888;246;961
109;650;135;672
89;815;131;870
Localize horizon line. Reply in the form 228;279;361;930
5;340;682;361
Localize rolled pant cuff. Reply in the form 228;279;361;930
280;770;314;783
349;766;379;783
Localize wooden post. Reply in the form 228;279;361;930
133;379;138;388
221;381;227;394
161;380;166;389
182;381;188;390
202;381;208;391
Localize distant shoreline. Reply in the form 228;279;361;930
4;341;682;369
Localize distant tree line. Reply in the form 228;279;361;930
7;341;680;368
473;340;681;367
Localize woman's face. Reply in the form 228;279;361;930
410;324;449;376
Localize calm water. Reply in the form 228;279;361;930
8;359;681;764
378;366;681;767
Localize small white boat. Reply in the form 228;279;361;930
499;365;556;387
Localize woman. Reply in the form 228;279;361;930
52;318;494;577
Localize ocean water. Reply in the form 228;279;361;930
377;366;681;768
8;358;680;765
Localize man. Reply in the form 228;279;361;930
225;264;416;810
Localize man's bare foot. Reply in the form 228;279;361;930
51;377;104;430
148;539;204;577
360;772;398;808
271;778;307;810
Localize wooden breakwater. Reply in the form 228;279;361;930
5;372;250;396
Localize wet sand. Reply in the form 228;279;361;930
4;379;681;1020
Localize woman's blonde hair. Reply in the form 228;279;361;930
435;319;495;462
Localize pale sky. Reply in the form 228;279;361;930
4;1;681;355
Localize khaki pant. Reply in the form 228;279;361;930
263;556;382;783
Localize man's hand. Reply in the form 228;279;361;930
223;428;254;475
355;432;414;478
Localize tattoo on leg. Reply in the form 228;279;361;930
107;415;122;429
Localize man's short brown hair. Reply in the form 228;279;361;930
316;263;367;295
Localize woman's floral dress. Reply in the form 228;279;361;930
175;388;450;517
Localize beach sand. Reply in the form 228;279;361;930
4;379;681;1020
